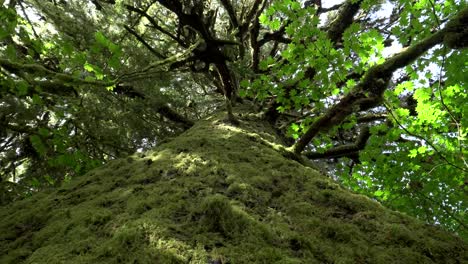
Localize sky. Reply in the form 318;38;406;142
321;0;347;8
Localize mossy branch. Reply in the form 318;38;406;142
0;58;194;129
117;38;203;82
292;6;468;154
327;0;363;44
0;58;114;87
304;126;370;159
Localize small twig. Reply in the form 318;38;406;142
124;25;166;59
19;1;40;40
428;0;442;30
417;191;467;231
436;47;467;169
384;102;466;172
318;4;342;14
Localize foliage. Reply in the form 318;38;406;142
0;0;466;238
247;0;467;235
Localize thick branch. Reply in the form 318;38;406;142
264;1;363;123
258;25;291;47
357;114;387;123
0;58;194;129
124;25;166;59
250;0;269;71
156;0;212;40
242;0;264;29
111;84;194;128
152;103;195;129
292;6;468;154
219;0;239;29
214;62;238;123
118;38;203;82
0;58;114;87
305;126;370;159
251;19;261;71
327;0;363;44
318;4;342;14
124;4;187;48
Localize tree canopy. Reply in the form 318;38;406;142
0;0;467;238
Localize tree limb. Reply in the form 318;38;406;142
292;6;468;154
304;126;370;159
327;0;363;44
263;0;364;123
0;58;194;129
258;25;291;46
357;114;387;123
124;25;166;59
318;4;342;14
0;58;114;87
242;0;264;30
124;4;188;48
219;0;239;29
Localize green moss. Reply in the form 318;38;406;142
196;194;253;238
0;105;466;263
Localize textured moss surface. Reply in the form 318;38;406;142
0;105;466;263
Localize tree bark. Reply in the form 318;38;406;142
0;104;466;263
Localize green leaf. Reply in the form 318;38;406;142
270;19;281;30
394;81;414;95
16;81;29;96
95;31;110;47
44;175;55;185
408;149;418;158
374;190;384;197
413;87;431;102
395;108;410;118
108;43;120;53
240;80;250;88
38;128;50;137
30;177;40;188
5;45;17;60
32;94;43;105
84;62;104;80
30;135;47;156
108;55;121;69
417;145;428;154
291;123;299;132
259;13;268;25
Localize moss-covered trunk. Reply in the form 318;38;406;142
0;105;466;263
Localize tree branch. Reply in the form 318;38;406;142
291;6;468;154
0;58;194;129
263;0;363;123
318;4;342;14
219;0;239;29
357;114;387;123
304;126;370;159
156;0;212;40
327;0;363;44
151;102;195;129
124;4;188;48
242;0;264;29
250;0;269;71
124;25;166;59
258;25;291;47
0;58;114;87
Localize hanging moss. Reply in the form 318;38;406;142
0;105;466;263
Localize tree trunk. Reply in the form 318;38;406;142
0;104;466;263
